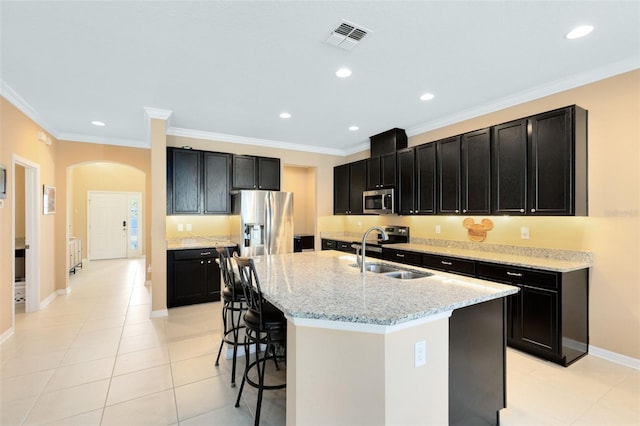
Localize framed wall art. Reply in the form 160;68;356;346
43;185;56;214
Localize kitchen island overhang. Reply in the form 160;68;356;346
249;251;518;425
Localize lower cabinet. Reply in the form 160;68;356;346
321;239;355;254
167;249;221;308
477;262;588;366
382;248;422;267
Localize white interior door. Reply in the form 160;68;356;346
88;192;128;260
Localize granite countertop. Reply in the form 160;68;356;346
321;235;591;273
167;237;237;250
250;250;518;326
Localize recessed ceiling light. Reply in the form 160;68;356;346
279;112;291;119
566;25;594;40
91;120;105;126
336;68;352;78
420;93;435;101
349;125;359;131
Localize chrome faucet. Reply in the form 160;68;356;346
359;226;389;273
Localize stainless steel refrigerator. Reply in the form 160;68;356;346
230;190;294;256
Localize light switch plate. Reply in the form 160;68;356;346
177;224;184;232
435;225;441;234
520;226;530;239
415;340;426;367
186;224;192;232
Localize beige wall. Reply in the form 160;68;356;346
282;165;316;236
0;97;57;334
70;163;146;259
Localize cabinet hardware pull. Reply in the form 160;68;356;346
409;210;413;213
531;208;536;213
200;252;211;256
441;261;452;265
200;260;204;264
519;209;524;213
455;210;459;213
463;209;467;213
507;271;523;277
396;253;405;257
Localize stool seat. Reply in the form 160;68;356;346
243;303;285;331
222;280;244;301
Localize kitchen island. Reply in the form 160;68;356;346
250;250;518;425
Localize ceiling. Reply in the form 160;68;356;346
1;1;639;156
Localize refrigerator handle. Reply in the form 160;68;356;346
265;192;272;255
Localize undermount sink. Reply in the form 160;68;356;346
351;263;433;280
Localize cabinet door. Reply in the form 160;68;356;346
518;285;559;355
204;256;221;301
171;149;202;214
258;157;280;190
528;108;572;215
461;128;491;215
349;160;367;215
321;239;337;250
171;258;207;307
436;136;461;214
203;152;230;214
333;165;350;215
380;152;397;187
397;148;416;215
415;143;436;214
232;155;257;189
492;119;527;214
366;156;381;189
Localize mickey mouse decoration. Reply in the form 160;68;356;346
463;218;494;242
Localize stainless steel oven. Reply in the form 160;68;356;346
363;188;395;215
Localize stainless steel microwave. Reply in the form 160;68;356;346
363;188;395;215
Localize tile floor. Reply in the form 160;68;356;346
1;258;638;425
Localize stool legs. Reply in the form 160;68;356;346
215;300;244;387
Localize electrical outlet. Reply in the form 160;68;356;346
520;226;530;239
435;225;441;234
186;224;192;232
177;224;184;232
414;340;426;367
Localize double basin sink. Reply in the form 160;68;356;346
352;262;433;280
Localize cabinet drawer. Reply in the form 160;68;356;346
321;239;337;250
383;249;422;266
336;241;355;253
171;248;217;261
423;254;476;276
477;262;558;289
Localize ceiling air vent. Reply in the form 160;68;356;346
325;20;371;51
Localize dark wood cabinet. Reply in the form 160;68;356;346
436;136;461;214
382;248;422;267
396;148;416;215
167;148;231;215
422;253;476;277
461;128;492;215
232;155;280;190
492;119;529;215
333;160;366;215
321;239;355;254
366;152;396;189
167;248;221;308
477;262;588;366
397;144;437;215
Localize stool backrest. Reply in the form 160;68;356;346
215;246;235;289
234;256;266;325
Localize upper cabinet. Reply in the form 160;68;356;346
367;152;396;189
436;136;461;215
167;148;231;215
493;106;587;216
232;155;280;190
334;160;366;215
461;128;492;215
396;144;436;215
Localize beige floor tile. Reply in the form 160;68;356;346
0;369;54;403
117;331;165;355
174;375;238;421
60;339;119;366
44;357;115;392
167;334;217;363
0;350;66;379
171;353;228;387
80;315;126;333
121;320;166;339
42;409;103;426
23;379;110;425
70;326;122;348
107;364;174;405
113;345;170;376
101;389;177;426
0;394;38;426
179;405;255;426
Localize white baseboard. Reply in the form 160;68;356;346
56;287;71;296
0;327;15;344
40;291;57;309
150;309;168;318
589;345;640;370
144;280;151;287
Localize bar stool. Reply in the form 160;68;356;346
214;246;246;387
233;256;286;426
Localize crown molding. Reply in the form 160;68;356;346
144;107;173;121
0;80;59;137
406;55;640;138
57;133;148;149
167;127;348;157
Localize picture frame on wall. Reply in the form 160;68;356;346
43;185;56;214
